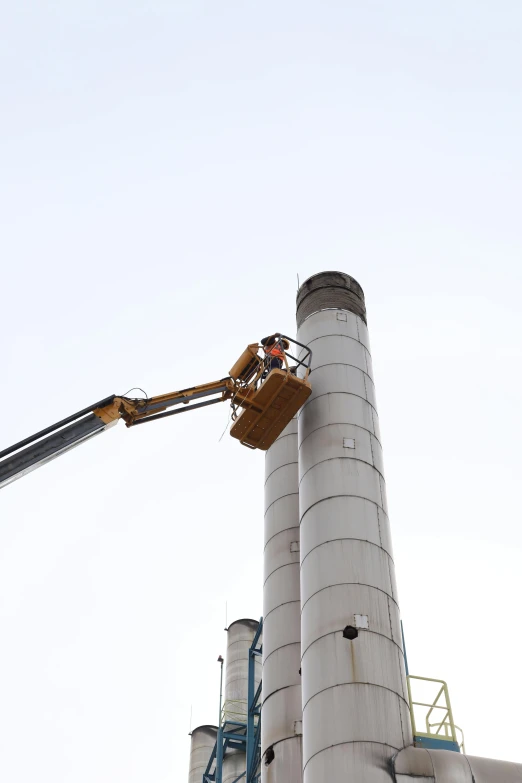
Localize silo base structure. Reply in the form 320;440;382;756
296;272;412;782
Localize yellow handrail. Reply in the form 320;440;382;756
407;675;464;751
221;699;248;723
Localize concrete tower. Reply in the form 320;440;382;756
188;725;218;783
296;272;412;782
223;619;262;783
262;418;303;782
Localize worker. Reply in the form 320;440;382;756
261;334;290;371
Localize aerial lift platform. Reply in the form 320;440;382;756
0;335;312;489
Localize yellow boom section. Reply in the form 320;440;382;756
93;378;235;427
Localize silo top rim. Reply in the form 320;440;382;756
190;724;219;735
296;271;366;327
226;618;260;631
298;270;363;289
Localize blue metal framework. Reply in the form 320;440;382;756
203;619;263;783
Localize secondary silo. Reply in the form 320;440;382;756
222;618;262;782
188;724;218;783
296;272;412;782
262;418;303;782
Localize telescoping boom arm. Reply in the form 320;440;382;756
0;335;312;490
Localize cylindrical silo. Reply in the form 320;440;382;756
223;618;262;783
262;418;303;783
296;272;412;782
188;724;218;783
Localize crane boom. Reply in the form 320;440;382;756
0;335;312;490
0;379;234;490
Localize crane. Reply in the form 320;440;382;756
0;335;312;490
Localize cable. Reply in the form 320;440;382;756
218;408;233;442
218;381;245;442
121;387;148;400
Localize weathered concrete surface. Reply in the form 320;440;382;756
296;271;366;327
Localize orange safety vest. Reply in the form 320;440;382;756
264;341;285;359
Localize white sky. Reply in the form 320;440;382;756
2;2;522;780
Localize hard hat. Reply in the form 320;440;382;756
280;338;290;350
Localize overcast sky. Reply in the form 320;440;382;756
2;2;522;780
